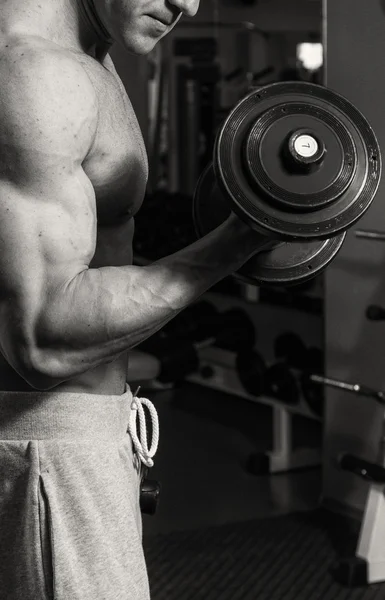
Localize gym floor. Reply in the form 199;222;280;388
142;382;322;536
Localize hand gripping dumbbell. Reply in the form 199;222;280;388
193;82;381;286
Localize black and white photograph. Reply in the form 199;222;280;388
0;0;384;598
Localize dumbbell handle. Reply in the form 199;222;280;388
355;229;385;241
310;374;385;405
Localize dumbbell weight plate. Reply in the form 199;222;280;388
214;81;381;239
236;350;266;397
300;347;325;416
274;332;307;369
301;372;324;416
193;164;346;286
264;362;300;405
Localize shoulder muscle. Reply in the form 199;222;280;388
0;39;98;174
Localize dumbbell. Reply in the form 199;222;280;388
274;332;307;369
264;352;324;411
265;362;385;414
264;362;300;405
193;82;381;286
236;344;324;412
299;347;324;415
272;333;324;413
236;350;267;397
235;350;300;404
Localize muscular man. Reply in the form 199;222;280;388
0;0;267;598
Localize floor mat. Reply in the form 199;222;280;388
143;510;385;599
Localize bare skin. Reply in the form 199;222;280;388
0;0;268;394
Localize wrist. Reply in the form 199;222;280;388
225;213;271;254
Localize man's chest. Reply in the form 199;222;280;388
74;53;148;266
79;53;149;225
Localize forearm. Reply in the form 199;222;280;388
33;216;267;382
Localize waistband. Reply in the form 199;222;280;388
0;386;134;441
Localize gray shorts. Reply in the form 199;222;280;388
0;387;150;600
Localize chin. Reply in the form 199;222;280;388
117;31;161;56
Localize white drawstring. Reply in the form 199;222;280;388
127;387;159;469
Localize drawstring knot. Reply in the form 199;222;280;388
127;387;159;469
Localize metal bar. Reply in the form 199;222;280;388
355;230;385;241
310;374;385;406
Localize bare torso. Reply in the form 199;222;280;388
0;40;148;394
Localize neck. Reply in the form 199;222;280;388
78;0;113;45
1;0;113;59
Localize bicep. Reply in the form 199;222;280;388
0;166;97;376
0;47;99;309
0;170;97;308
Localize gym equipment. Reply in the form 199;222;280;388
366;305;385;321
338;453;385;483
316;371;385;585
161;302;256;352
154;340;200;384
310;373;385;406
245;402;322;475
236;341;324;414
193;81;381;285
186;343;322;473
264;362;300;405
139;302;257;384
334;448;385;586
299;347;324;416
311;370;385;576
194;162;345;286
174;38;221;196
324;6;385;586
159;300;219;343
264;352;324;413
356;229;385;241
235;350;266;397
140;475;161;516
274;331;307;368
